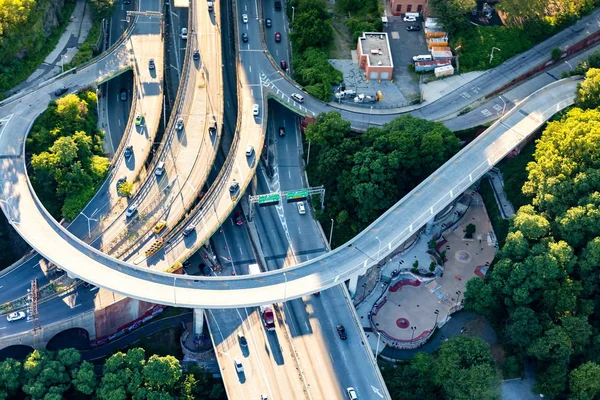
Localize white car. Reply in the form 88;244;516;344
403;16;416;22
234;357;244;373
242;14;248;23
252;104;260;116
181;27;188;40
297;201;306;215
6;311;26;322
346;387;358;400
246;144;254;156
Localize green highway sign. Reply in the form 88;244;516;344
258;193;280;207
286;189;308;202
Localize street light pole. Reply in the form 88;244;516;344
564;60;574;70
328;218;334;249
292;6;295;22
80;212;97;239
499;96;507;116
489;47;501;64
434;309;439;329
454;45;462;74
375;330;382;357
376;236;382;260
306;139;311;165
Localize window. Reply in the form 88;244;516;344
417;4;422;12
396;3;401;12
407;4;412;12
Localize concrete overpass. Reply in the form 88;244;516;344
0;73;580;308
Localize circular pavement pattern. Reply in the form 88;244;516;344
455;249;472;264
396;318;410;329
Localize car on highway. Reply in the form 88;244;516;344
153;220;167;234
291;92;304;103
124;0;130;3
297;201;306;215
234;358;244;373
245;144;254;156
149;58;155;69
275;1;281;11
261;395;268;400
237;331;247;347
234;211;243;226
183;225;196;236
242;14;248;23
265;17;272;27
124;145;133;159
252;104;259;116
403;15;417;22
241;32;248;42
176;118;184;130
117;175;127;187
407;24;421;31
280;59;287;70
337;324;347;340
54;86;68;97
346;387;358;400
181;28;188;40
274;32;281;42
229;181;239;194
6;311;26;322
135;114;144;126
193;50;199;60
120;88;127;101
279;126;285;136
125;203;138;218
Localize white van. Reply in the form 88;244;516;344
155;161;165;176
291;93;304;103
125;204;138;218
412;54;432;62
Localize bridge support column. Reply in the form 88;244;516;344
348;275;359;297
193;308;205;338
425;217;435;235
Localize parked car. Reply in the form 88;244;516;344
234;211;243;226
135;114;144;126
120;88;128;101
234;358;244;373
153;220;167;234
252;104;260;116
265;17;272;27
407;24;421;31
242;32;249;42
280;59;287;70
347;387;358;400
54;86;68;97
124;145;133;158
337;324;347;340
149;58;155;69
237;331;248;347
242;14;248;23
193;49;200;60
6;311;26;322
403;16;417;22
278;126;285;136
274;32;281;42
182;225;196;236
274;1;281;11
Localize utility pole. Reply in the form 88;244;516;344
28;279;41;346
454;45;462;74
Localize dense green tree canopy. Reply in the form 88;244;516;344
429;0;475;34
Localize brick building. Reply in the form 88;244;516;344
356;32;394;80
389;0;428;17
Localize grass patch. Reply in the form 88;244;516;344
0;0;77;98
479;178;509;246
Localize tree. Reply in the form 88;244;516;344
506;307;543;351
143;355;182;392
428;0;476;34
117;181;134;197
576;68;600;109
289;9;332;53
0;358;24;399
304;111;349;146
21;350;71;399
72;361;97;395
465;223;476;238
570;361;600;400
527;326;572;364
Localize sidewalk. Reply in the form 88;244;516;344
5;0;93;97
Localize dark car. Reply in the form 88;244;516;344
242;33;249;43
54;86;68;97
120;88;127;101
116;175;127;187
337;325;347;340
193;50;200;60
274;32;281;42
407;25;421;31
280;59;287;70
274;1;281;11
234;211;243;226
183;225;196;236
182;260;191;268
123;0;130;3
202;265;212;276
265;18;272;28
229;181;239;194
124;145;133;158
238;332;248;347
278;126;285;136
149;58;155;69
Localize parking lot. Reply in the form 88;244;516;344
384;15;430;99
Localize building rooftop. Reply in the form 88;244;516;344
358;32;393;68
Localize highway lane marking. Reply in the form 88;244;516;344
0;327;5;330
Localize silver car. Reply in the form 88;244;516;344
6;311;26;322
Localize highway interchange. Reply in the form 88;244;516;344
0;0;597;399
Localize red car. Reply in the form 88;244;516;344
274;32;281;42
280;60;287;70
234;211;243;226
